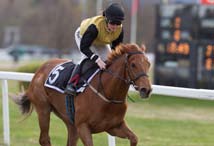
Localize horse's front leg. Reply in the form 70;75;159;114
107;121;138;146
77;124;93;146
67;124;79;146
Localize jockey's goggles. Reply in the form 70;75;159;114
109;20;122;25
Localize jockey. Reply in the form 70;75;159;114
65;3;125;95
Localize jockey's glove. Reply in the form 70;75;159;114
96;57;106;70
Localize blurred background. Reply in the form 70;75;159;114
0;0;214;89
2;1;214;146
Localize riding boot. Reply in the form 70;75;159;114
64;64;80;95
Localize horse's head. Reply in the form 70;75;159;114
107;43;152;99
124;44;152;98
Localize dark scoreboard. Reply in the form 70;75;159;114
154;4;214;89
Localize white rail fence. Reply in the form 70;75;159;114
1;71;214;146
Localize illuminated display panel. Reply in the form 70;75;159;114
155;4;197;88
156;5;196;61
198;5;214;87
157;5;196;45
198;42;214;71
155;40;196;88
197;41;214;89
155;4;214;88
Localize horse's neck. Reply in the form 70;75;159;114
104;56;129;98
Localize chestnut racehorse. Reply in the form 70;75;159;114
13;44;152;146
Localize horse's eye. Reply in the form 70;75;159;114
131;63;136;68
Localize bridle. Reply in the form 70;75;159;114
125;52;149;88
105;52;148;88
87;51;149;104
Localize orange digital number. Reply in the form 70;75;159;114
174;17;181;29
167;42;190;55
183;43;190;55
206;45;212;57
167;42;177;54
173;30;181;41
205;45;214;71
177;43;184;54
205;58;212;71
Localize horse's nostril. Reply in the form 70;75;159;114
141;88;152;95
140;88;147;93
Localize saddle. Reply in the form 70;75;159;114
44;59;99;94
76;58;99;89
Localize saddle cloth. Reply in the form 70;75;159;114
44;60;99;94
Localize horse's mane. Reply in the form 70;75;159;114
107;43;144;63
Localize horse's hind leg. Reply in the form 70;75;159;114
35;104;52;146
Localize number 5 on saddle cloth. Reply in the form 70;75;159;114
44;58;99;95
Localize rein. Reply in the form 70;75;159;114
87;51;148;104
87;83;125;104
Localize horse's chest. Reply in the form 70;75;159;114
89;105;127;132
89;116;122;133
102;105;126;120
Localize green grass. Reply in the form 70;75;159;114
1;81;214;146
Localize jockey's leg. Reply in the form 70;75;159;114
65;64;80;95
77;124;93;146
107;121;138;146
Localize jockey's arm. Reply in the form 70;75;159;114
80;24;99;62
111;28;124;50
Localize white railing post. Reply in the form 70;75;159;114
108;134;115;146
2;79;10;146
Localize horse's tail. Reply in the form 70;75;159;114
11;92;33;117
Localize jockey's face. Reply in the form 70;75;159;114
107;22;121;32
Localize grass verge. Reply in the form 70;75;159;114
0;82;214;146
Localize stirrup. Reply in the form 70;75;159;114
65;85;76;96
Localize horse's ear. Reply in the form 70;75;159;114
141;44;146;52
